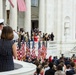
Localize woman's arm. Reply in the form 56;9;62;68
12;43;17;59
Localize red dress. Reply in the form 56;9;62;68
34;35;38;42
49;56;52;62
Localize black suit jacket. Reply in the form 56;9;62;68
45;68;56;75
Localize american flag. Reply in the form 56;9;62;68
31;47;36;59
17;0;26;12
26;44;30;52
38;44;47;60
26;43;30;57
8;0;14;8
17;49;23;61
41;45;47;59
17;43;26;61
38;46;42;59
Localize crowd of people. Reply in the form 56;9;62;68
0;19;76;75
16;28;76;75
17;28;55;50
17;28;55;43
31;54;76;75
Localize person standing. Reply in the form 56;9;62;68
45;62;56;75
0;19;4;38
50;32;54;41
0;26;17;72
0;19;19;41
55;64;66;75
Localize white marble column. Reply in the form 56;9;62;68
75;0;76;40
9;0;17;31
45;0;54;34
24;0;31;38
3;0;6;24
57;0;63;42
72;0;76;41
39;0;45;33
0;0;3;19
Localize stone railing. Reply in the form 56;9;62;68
0;60;36;75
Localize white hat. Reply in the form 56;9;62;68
0;19;4;24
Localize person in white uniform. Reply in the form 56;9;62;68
13;31;19;41
0;19;19;41
0;19;4;38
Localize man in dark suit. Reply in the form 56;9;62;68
0;19;4;38
66;62;76;75
45;62;56;75
50;32;54;41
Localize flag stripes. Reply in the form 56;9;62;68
17;42;47;61
17;0;26;12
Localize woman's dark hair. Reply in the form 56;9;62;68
66;64;71;69
36;67;41;75
70;62;75;67
36;65;43;75
49;62;53;68
0;22;4;25
1;26;14;40
20;28;24;32
57;64;62;70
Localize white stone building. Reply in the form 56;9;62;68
0;0;76;57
